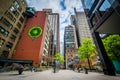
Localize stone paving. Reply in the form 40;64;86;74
0;70;120;80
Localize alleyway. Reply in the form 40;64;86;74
0;70;120;80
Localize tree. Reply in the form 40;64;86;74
78;38;96;70
54;53;64;63
102;35;120;61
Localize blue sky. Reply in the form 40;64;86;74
26;0;83;42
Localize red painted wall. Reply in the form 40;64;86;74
12;11;47;65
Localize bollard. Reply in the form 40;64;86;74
85;68;88;74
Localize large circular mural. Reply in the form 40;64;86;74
28;26;43;39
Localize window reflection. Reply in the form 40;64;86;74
99;0;111;15
10;6;19;17
108;0;115;4
83;0;95;10
0;26;9;37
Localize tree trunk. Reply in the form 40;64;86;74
87;57;91;71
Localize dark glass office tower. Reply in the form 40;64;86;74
81;0;120;75
64;25;78;69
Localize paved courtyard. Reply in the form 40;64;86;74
0;70;120;80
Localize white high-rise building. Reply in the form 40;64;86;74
43;9;60;65
74;8;92;46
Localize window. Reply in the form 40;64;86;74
6;42;13;49
0;26;5;34
21;0;25;4
68;53;71;57
10;34;16;41
14;1;22;11
4;31;9;37
1;50;9;58
17;22;21;29
13;28;19;34
43;50;46;54
22;12;26;17
0;26;9;37
1;18;13;29
99;0;111;15
44;44;47;49
5;11;16;23
0;38;5;47
84;0;95;10
10;6;19;17
19;17;24;23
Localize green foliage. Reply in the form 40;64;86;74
39;66;51;68
102;35;120;61
78;38;96;70
54;53;64;63
78;38;96;61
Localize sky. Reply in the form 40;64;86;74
26;0;83;42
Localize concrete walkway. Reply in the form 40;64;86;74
0;70;120;80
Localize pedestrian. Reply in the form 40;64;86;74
53;62;56;73
77;65;81;73
18;64;24;74
84;67;88;74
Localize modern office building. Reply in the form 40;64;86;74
43;9;60;65
70;15;80;46
64;25;78;68
12;11;50;66
73;9;92;46
0;0;27;60
81;0;120;75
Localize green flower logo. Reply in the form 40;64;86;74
28;26;43;39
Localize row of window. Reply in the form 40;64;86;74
65;29;73;32
4;10;23;30
65;31;74;34
14;1;22;12
67;49;76;52
68;53;73;57
65;27;73;30
0;38;5;46
1;17;13;29
0;26;9;37
65;36;74;39
1;50;9;58
0;38;13;49
65;39;74;42
9;0;23;18
5;11;16;23
65;44;75;48
0;26;19;37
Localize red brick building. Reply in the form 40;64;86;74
12;11;48;66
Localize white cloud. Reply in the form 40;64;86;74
26;0;83;42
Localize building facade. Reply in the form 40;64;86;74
64;25;78;68
81;0;120;75
0;0;27;59
70;15;80;46
12;11;50;66
73;9;92;46
43;9;60;65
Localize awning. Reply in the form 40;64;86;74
0;59;33;63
